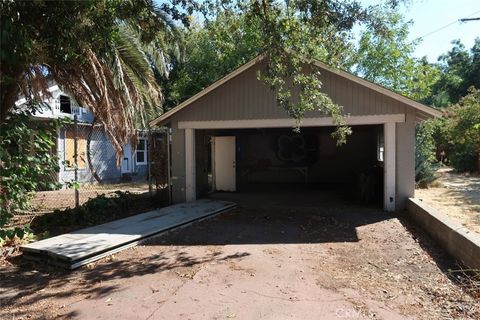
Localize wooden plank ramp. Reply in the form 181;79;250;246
21;199;236;269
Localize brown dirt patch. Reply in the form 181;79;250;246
415;169;480;235
1;202;478;320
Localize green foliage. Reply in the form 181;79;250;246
0;103;64;228
165;0;405;144
0;225;36;247
30;192;159;235
444;88;480;172
238;0;373;143
415;120;440;187
0;0;185;159
162;12;263;109
427;38;480;107
353;5;440;102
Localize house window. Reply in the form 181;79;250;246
377;132;384;162
60;95;72;114
136;138;148;165
64;129;86;170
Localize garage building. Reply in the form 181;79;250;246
150;56;441;211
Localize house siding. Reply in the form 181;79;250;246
58;125;121;184
57;125;148;185
396;110;416;210
171;125;187;203
169;62;408;124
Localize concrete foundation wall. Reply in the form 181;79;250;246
407;198;480;269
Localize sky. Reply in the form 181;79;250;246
157;0;480;62
361;0;480;62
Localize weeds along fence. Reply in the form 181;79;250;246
22;116;170;220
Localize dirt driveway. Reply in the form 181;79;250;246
1;191;478;319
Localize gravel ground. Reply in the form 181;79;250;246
1;189;478;320
415;169;480;235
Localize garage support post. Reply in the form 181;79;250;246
185;128;196;202
384;123;396;211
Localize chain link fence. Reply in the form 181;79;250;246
27;116;169;215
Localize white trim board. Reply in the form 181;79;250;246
178;114;405;129
384;123;396;212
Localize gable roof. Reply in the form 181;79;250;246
150;55;441;126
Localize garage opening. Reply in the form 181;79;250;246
195;125;385;208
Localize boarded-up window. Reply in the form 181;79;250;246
65;129;86;169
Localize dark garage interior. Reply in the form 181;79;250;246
195;125;385;207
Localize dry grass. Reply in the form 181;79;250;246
415;168;480;235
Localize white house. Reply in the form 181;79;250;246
16;84;149;186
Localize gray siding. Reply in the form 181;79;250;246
57;125;148;185
58;125;121;184
169;62;408;124
195;130;209;198
395;110;416;210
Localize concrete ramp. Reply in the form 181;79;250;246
21;199;236;269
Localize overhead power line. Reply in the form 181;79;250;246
413;9;480;41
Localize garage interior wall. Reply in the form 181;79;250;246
170;120;415;211
187;125;385;207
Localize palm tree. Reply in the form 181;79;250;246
0;0;184;163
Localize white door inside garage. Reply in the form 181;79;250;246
213;136;236;191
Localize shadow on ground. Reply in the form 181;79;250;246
1;246;249;319
1;186;470;318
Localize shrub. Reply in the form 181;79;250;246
30;191;160;235
0;226;36;247
445;88;480;172
0;103;64;229
415;120;440;187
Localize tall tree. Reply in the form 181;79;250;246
163;0;403;143
0;0;185;160
2;0;408;149
427;38;480;107
352;4;440;102
161;12;263;109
